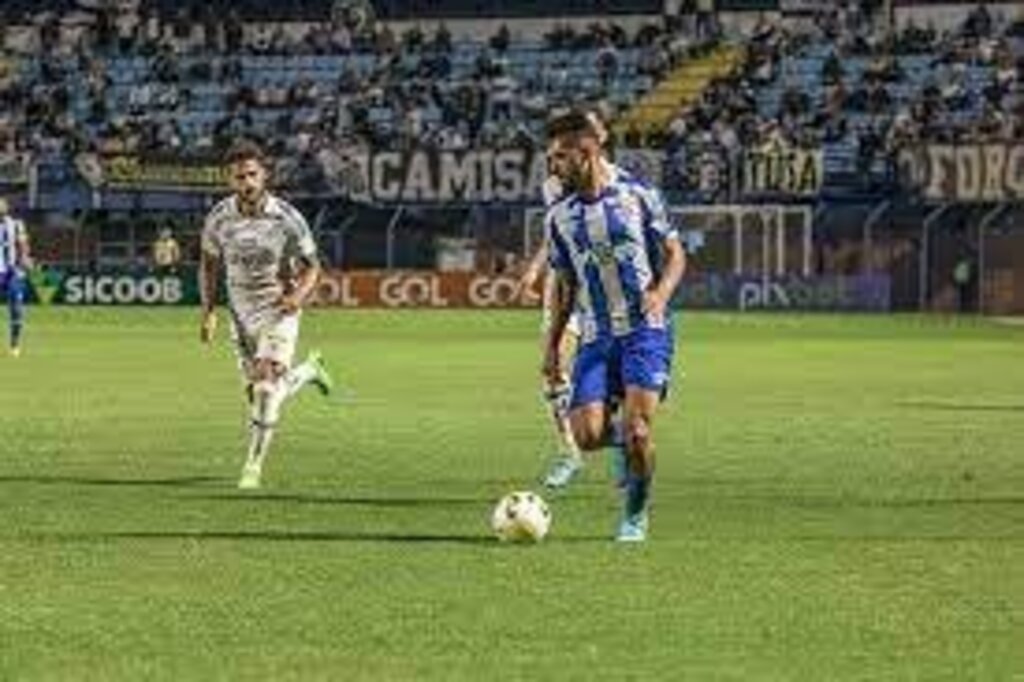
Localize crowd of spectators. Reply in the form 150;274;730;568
2;1;1023;201
0;0;699;173
651;2;1024;198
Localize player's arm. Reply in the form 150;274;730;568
280;255;320;314
517;241;548;301
645;238;686;324
639;188;686;324
199;218;220;344
542;270;576;382
15;222;31;270
279;206;320;315
541;216;577;384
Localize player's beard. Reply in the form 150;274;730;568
566;155;602;198
237;187;267;215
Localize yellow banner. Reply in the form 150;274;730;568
103;156;228;190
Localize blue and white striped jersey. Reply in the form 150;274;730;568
0;216;27;276
544;167;679;343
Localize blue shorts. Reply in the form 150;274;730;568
0;271;25;302
570;327;674;409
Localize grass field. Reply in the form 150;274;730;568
1;308;1022;680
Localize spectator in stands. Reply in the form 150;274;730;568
963;2;995;39
152;228;181;273
597;41;620;86
781;84;810;119
940;63;971;111
855;123;882;186
488;66;518;122
898;17;937;54
433;23;452;53
822;51;844;86
695;0;716;41
885;110;919;154
976;101;1011;140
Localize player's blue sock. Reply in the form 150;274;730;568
623;471;651;519
8;285;24;349
607;419;627;488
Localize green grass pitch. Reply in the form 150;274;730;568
1;308;1022;680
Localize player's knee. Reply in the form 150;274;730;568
625;415;652;454
571;419;604;451
251;359;283;383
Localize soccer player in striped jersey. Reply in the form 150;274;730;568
541;111;686;542
519;112;627;490
0;198;30;357
199;141;333;490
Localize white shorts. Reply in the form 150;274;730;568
540;270;581;338
231;313;300;371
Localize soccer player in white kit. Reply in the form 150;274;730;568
199;141;333;489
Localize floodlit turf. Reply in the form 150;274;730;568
1;308;1022;680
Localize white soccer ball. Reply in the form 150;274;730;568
491;491;552;542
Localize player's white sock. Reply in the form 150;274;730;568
545;383;581;460
244;379;287;472
283;360;318;398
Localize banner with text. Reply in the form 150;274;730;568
677;273;891;311
899;144;1024;201
311;271;890;311
94;156;228;192
27;269;889;312
741;144;824;197
27;269;199;305
330;149;548;203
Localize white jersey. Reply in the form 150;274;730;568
201;194;317;333
0;216;27;276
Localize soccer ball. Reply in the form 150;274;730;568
491;491;552;542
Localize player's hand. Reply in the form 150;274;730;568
278;294;302;315
643;289;669;326
517;267;542;303
200;311;217;344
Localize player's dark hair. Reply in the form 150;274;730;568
224;139;267;167
547;109;601;141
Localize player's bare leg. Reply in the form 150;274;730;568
616;387;661;542
544;388;627;489
541;332;584;488
568;401;612;452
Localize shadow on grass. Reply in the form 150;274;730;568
193;493;489;508
0;475;225;488
32;530;605;545
191;491;606;508
896;400;1024;413
712;493;1024;509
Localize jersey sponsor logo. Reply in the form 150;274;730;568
583;241;639;269
227;248;277;270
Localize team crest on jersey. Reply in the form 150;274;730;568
591;242;617;266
